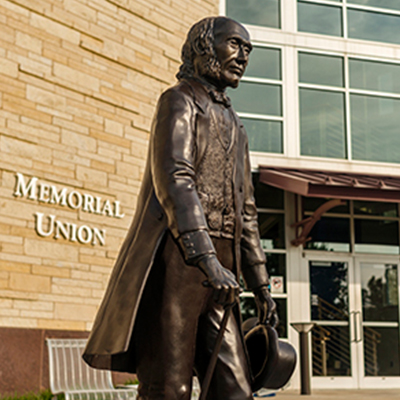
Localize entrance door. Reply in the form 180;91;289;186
307;255;358;388
306;255;400;388
354;258;400;388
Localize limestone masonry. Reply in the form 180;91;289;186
0;0;218;332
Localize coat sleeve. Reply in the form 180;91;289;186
150;87;216;262
240;135;269;290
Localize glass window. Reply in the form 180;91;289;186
354;219;399;254
300;89;347;159
258;213;285;249
299;53;344;87
226;0;280;28
364;327;400;376
349;59;400;95
348;9;400;45
361;263;398;322
310;261;349;321
229;82;282;116
240;296;257;322
312;325;351;376
240;296;287;338
298;1;343;37
303;197;350;214
354;201;398;217
275;298;288;338
243;119;283;153
245;47;281;80
350;94;400;163
305;217;351;252
348;0;400;12
252;174;284;209
310;261;351;377
266;253;287;293
228;45;282;155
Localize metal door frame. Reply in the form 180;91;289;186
303;252;358;389
303;252;400;389
354;255;400;389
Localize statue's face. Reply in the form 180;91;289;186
213;19;252;89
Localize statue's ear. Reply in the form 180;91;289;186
193;36;207;56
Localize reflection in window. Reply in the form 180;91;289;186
266;253;286;293
348;9;400;45
364;327;400;376
312;325;351;376
245;47;281;80
228;45;283;155
355;219;399;254
303;197;349;214
349;59;400;95
275;298;287;338
361;263;399;322
226;0;280;28
299;53;344;87
229;82;282;116
240;296;287;338
258;213;285;249
298;1;343;37
300;89;347;159
305;217;350;252
252;174;284;210
243;119;282;153
240;296;257;322
349;0;400;12
310;261;349;321
351;95;400;163
353;201;398;217
310;261;351;377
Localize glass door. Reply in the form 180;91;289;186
305;254;400;388
307;256;358;388
355;258;400;388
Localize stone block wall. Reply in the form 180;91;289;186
0;0;217;344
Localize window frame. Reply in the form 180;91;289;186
297;49;400;162
298;0;400;43
303;199;400;255
229;42;286;156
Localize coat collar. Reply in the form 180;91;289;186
181;78;243;129
182;78;231;113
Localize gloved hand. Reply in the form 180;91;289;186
253;285;279;328
196;254;240;306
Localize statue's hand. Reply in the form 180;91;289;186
253;285;279;328
197;254;240;306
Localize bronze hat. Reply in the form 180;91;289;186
243;317;297;392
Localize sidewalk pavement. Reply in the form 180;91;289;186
263;389;400;399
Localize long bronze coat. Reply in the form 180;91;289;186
83;78;266;372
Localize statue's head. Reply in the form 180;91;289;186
176;16;252;90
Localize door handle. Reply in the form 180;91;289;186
356;311;363;343
350;311;356;342
354;311;362;343
351;311;362;342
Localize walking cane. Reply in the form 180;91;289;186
199;300;236;400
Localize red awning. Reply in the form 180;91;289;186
259;166;400;203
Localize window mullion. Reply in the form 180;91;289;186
344;54;352;161
343;0;348;39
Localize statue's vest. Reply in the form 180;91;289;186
195;107;237;239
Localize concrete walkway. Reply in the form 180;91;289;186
266;389;400;399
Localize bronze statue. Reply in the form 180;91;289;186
83;16;278;400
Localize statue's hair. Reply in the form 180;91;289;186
176;17;222;81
